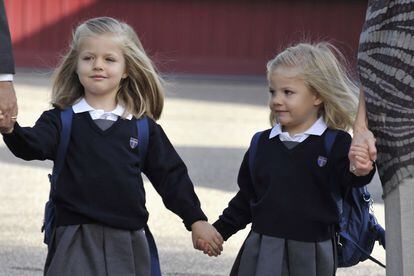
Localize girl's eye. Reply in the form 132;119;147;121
82;56;92;61
268;88;275;95
106;58;115;62
284;90;294;95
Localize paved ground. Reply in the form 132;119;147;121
0;71;386;275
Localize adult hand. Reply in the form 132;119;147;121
0;81;17;133
349;128;377;176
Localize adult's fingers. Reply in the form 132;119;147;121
0;83;17;129
367;138;377;161
0;111;11;129
349;147;370;160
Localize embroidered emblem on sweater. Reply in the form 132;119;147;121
317;156;327;167
130;137;139;149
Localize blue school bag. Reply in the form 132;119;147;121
248;130;386;268
41;107;162;276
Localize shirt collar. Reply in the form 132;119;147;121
72;98;133;120
269;117;327;139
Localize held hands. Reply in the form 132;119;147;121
0;82;17;134
349;128;377;176
0;109;15;133
191;220;223;257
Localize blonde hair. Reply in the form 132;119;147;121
52;17;164;120
266;42;359;131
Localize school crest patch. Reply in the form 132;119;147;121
130;137;139;149
317;156;328;167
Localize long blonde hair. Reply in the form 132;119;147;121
267;42;359;131
52;17;164;120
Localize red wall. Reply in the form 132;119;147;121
5;0;368;75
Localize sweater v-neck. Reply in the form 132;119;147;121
273;134;316;154
84;113;123;135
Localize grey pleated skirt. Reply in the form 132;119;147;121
234;231;336;276
44;224;151;276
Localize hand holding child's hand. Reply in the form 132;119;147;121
348;144;374;176
0;110;15;134
0;82;18;134
191;220;223;257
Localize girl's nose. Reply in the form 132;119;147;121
271;92;283;106
93;58;104;71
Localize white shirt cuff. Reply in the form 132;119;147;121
0;74;13;81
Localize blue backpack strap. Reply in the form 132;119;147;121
43;108;73;246
52;108;74;185
145;225;161;276
324;129;338;155
324;129;343;211
136;116;149;166
248;131;262;183
136;116;161;276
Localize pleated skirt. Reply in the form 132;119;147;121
44;224;151;276
232;231;336;276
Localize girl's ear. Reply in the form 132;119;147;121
313;93;323;106
122;71;128;79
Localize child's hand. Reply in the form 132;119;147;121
196;238;223;257
349;144;374;176
196;238;211;256
191;220;223;257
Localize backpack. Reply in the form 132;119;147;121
248;130;386;268
41;108;162;276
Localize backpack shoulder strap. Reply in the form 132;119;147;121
135;116;149;166
135;116;161;276
248;131;262;183
324;129;343;215
52;108;73;183
324;129;339;156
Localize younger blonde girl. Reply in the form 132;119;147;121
199;42;375;276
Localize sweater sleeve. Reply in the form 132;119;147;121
213;150;254;241
2;109;60;161
142;119;207;231
0;0;15;74
332;131;376;189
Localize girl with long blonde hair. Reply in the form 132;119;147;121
1;17;223;275
199;42;375;276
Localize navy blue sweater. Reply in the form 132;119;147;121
213;129;375;242
3;109;207;231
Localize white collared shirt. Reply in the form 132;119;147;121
269;117;327;143
72;98;133;121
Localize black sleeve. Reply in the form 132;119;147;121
142;119;207;231
2;109;60;161
0;0;15;74
213;150;254;241
332;131;376;189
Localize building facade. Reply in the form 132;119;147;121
5;0;368;75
